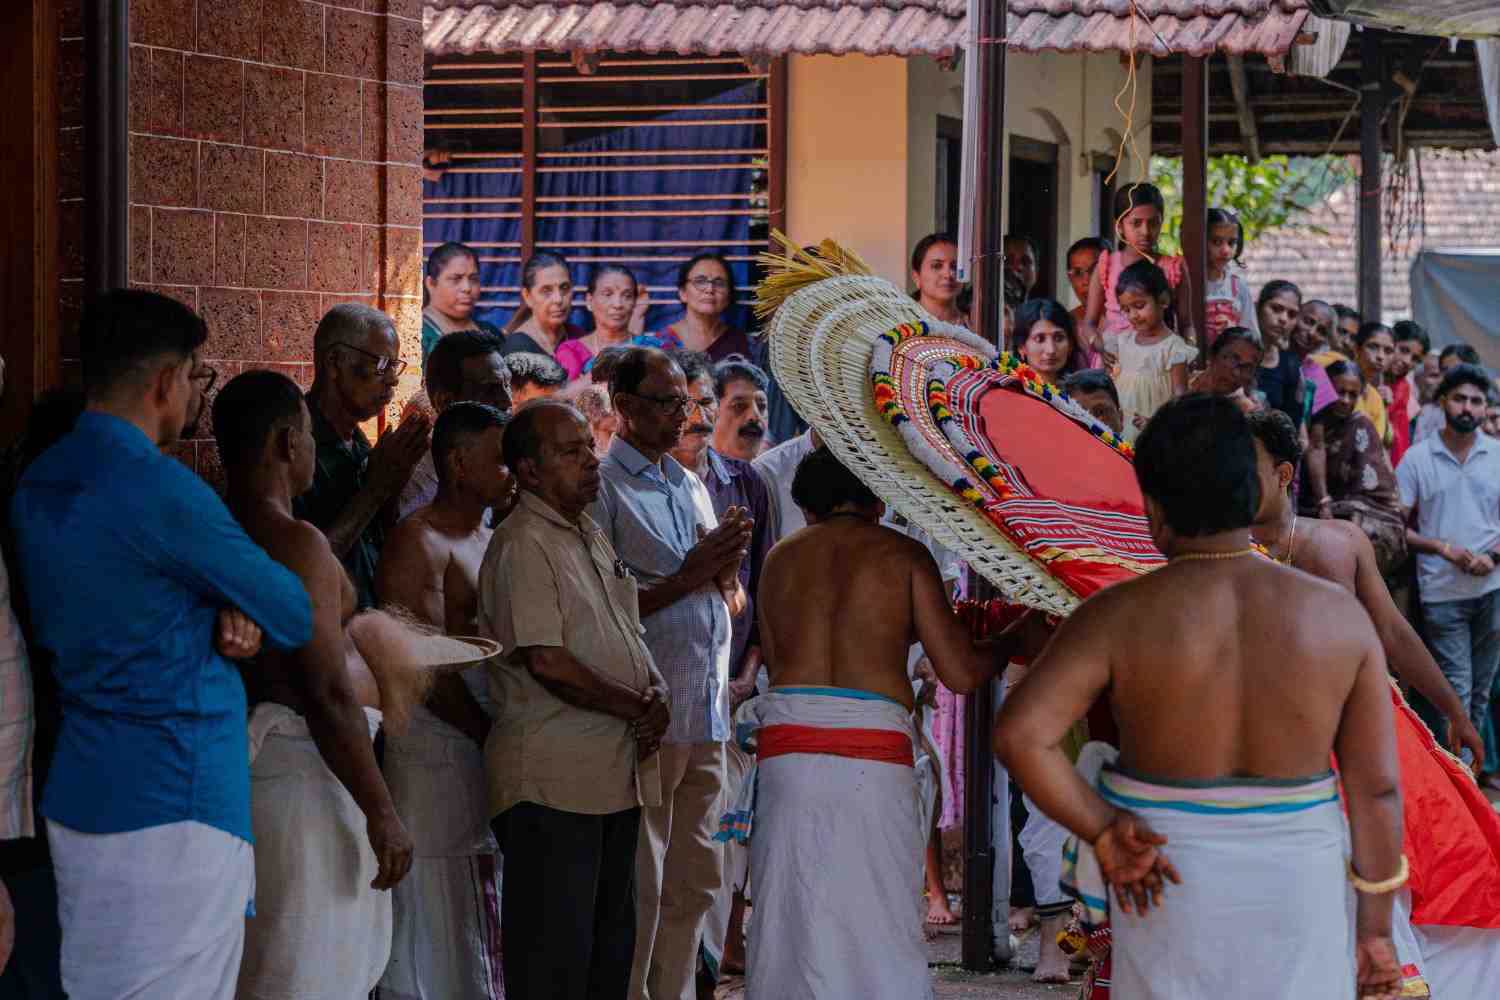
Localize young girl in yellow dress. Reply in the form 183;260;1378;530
1105;260;1196;438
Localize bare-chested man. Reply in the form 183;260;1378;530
748;446;1043;999
213;370;414;1000
376;401;516;1000
995;394;1404;1000
1249;408;1500;997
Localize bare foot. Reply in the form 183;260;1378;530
1008;906;1037;932
1032;913;1071;984
926;892;959;926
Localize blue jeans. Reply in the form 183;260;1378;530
1423;589;1500;767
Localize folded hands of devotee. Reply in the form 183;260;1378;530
633;684;670;759
214;608;264;660
1094;809;1180;917
367;410;432;497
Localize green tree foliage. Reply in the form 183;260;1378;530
1148;154;1353;254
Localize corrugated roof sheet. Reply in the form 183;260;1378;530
423;1;1320;58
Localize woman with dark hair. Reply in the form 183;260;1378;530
421;242;503;364
1350;321;1396;451
1303;360;1407;574
499;252;587;359
1253;279;1304;425
1010;299;1082;385
1189;327;1264;414
1082;182;1196;356
651;251;753;362
556;263;645;381
909;234;964;326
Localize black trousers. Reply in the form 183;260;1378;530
492;802;641;1000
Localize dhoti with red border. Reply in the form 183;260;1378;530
741;686;932;1000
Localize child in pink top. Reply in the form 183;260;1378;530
1082;182;1196;359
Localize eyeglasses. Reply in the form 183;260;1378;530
190;364;219;396
687;395;717;414
335;342;408;378
630;392;691;417
688;276;730;292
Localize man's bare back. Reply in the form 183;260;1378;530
759;514;1002;704
1070;555;1380;781
241;500;381;711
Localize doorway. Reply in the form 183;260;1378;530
1007;136;1058;301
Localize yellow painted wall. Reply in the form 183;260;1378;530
785;55;911;283
786;50;1153;301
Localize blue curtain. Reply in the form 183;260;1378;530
423;82;764;334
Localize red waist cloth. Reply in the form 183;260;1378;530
1388;686;1500;928
758;724;914;767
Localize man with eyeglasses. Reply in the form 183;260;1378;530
665;351;773;990
595;347;753;1000
10;291;311;1000
298;304;431;610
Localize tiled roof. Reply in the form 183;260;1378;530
423;1;968;57
423;1;1321;58
1007;1;1312;59
1241;149;1500;324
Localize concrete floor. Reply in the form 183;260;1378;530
713;921;1081;1000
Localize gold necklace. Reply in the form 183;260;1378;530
1277;515;1298;566
1169;547;1257;564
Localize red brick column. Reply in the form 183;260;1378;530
126;0;424;486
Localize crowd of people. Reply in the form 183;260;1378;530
0;189;1497;1000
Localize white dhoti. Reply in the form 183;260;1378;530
741;686;932;1000
379;691;505;1000
1088;767;1355;999
238;703;393;1000
1019;793;1072;918
701;739;754;982
48;818;254;1000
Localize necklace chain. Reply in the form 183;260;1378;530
1169;547;1257;564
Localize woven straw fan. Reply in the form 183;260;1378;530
756;233;1080;616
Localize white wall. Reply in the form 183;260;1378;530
785;50;1153;299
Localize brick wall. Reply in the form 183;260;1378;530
1244;149;1500;326
125;0;426;485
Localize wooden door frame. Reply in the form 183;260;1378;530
0;0;61;440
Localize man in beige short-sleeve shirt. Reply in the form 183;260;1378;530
479;400;669;1000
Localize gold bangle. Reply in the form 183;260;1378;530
1347;855;1409;894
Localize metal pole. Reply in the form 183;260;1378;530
1181;55;1209;354
961;0;1006;974
84;0;127;295
1358;32;1384;322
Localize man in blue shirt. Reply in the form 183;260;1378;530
11;290;313;1000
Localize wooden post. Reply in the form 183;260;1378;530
1180;55;1209;354
520;51;538;261
85;0;128;295
0;0;59;438
1358;33;1384;321
961;0;1006;974
767;56;788;234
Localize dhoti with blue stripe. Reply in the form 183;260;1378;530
1069;766;1355;1000
738;686;932;1000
